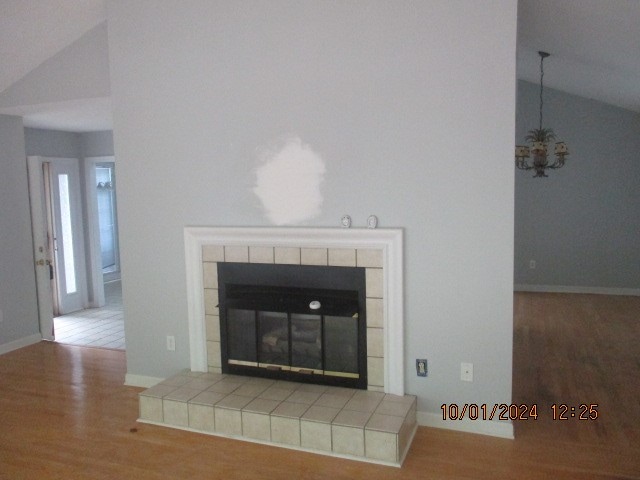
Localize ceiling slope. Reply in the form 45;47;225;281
0;21;111;131
517;0;640;112
0;0;106;94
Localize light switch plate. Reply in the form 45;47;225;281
416;358;427;377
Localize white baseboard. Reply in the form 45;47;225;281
417;410;514;439
0;333;42;356
515;284;640;296
125;373;164;388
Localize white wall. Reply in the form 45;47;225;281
108;0;516;435
0;115;40;349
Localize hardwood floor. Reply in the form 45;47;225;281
1;292;638;479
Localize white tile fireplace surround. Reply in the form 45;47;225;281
184;226;405;396
137;227;415;466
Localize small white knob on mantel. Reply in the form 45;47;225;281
309;300;321;310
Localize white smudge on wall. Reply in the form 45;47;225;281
253;136;325;225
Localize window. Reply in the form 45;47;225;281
96;164;120;276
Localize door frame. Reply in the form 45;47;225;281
83;156;117;307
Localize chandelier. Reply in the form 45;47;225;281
515;51;569;177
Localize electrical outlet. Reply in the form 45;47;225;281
529;260;536;269
166;335;176;351
461;362;473;382
416;359;428;377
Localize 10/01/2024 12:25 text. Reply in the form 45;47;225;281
441;403;599;421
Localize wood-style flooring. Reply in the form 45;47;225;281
0;292;638;479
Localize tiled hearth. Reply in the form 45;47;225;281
139;370;417;466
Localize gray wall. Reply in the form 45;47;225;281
25;128;114;158
0;115;40;347
80;131;114;157
108;0;517;432
25;128;80;157
515;80;640;291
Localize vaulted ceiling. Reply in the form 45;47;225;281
0;0;106;93
0;0;639;131
517;0;640;113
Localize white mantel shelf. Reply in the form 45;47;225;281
184;226;404;396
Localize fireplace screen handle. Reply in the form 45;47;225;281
309;300;321;310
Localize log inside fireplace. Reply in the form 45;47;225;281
218;263;367;389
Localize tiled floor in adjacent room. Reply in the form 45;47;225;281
139;370;417;466
54;280;125;350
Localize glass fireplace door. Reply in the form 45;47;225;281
290;314;322;374
324;315;359;377
226;308;359;379
226;309;257;366
257;311;290;370
219;266;366;389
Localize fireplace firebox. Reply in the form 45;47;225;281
218;263;367;389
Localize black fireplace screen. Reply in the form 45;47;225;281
218;263;367;389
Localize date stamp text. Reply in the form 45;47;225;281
440;403;598;421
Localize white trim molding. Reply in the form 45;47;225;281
184;226;405;396
0;334;43;356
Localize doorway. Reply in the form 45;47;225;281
27;155;126;350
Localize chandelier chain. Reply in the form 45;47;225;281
539;54;545;131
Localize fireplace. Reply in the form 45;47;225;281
218;263;367;389
184;226;405;396
139;227;415;466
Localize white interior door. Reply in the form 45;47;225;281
27;156;54;340
49;158;87;315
